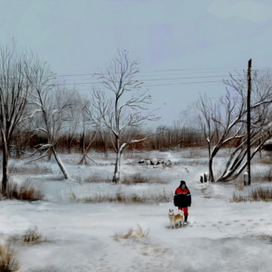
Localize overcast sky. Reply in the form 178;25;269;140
2;0;272;128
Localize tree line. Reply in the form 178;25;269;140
1;41;272;195
10;124;205;156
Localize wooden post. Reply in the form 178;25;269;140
247;59;252;185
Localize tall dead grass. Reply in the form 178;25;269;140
73;173;168;185
0;243;20;272
230;187;272;202
113;225;165;257
72;173;111;183
113;224;149;242
22;227;48;244
69;189;171;204
256;234;272;243
252;154;272;182
121;173;168;185
4;180;44;201
9;163;52;175
8;227;51;245
253;168;272;182
234;176;244;191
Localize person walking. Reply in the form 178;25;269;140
174;180;192;224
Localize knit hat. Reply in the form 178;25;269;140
180;180;186;186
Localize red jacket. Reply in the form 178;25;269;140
174;187;191;207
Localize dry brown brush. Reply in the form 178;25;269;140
256;234;272;243
0;243;20;272
113;224;149;242
113;225;165;257
69;189;171;204
121;173;167;185
8;227;51;245
9;163;53;175
21;227;47;244
3;180;44;201
230;187;272;202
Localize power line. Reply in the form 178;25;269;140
54;74;230;87
48;65;271;90
141;80;223;87
72;79;224;92
56;66;248;78
152;66;246;73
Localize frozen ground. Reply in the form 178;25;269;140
1;149;272;272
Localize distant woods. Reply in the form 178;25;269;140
9;125;206;157
11;118;266;157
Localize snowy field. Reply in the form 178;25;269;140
1;149;272;272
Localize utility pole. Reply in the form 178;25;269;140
246;59;252;186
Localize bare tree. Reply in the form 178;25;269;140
97;128;112;157
90;50;158;183
34;88;74;178
24;60;74;179
76;95;99;165
198;94;222;181
198;70;272;182
63;91;82;154
0;42;33;194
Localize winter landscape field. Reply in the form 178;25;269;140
0;148;272;272
2;1;272;271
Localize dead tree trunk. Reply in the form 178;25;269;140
1;129;9;194
52;146;69;179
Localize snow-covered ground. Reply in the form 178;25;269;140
1;149;272;272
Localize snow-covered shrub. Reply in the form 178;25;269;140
114;225;165;257
113;224;149;242
22;227;46;244
8;227;51;246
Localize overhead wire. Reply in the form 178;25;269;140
69;80;225;92
50;65;267;91
53;74;232;87
55;66;247;78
